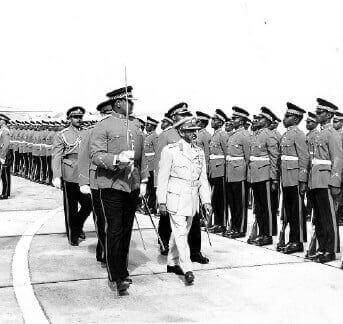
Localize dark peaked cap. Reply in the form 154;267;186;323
259;106;279;121
0;113;10;122
306;112;317;122
146;116;159;125
213;108;228;122
232;106;249;118
286;102;306;117
97;99;114;111
66;106;85;118
196;111;211;121
334;111;343;121
316;98;338;112
106;86;136;100
167;102;189;117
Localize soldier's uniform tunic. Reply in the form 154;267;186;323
52;124;92;244
90;112;146;282
248;127;280;237
271;129;282;215
280;126;309;243
309;124;343;254
0;125;11;197
225;126;250;234
194;128;211;170
45;127;55;184
156;139;211;273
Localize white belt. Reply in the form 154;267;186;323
281;155;299;161
144;152;155;157
312;158;332;166
170;177;200;187
250;156;269;162
210;154;224;160
226;156;244;161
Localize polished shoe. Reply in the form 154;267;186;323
305;251;323;261
208;225;223;234
247;237;256;245
276;242;286;252
116;280;130;294
283;242;304;254
222;229;234;237
167;265;184;275
184;271;194;285
0;195;8;200
191;252;209;264
70;240;79;246
254;236;272;246
124;276;133;284
228;231;246;239
316;252;336;264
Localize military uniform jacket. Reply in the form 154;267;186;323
0;126;11;161
225;127;250;182
52;125;83;183
194;128;211;169
306;128;319;160
141;131;158;174
248;128;280;183
90;112;147;192
45;130;55;156
280;126;309;187
208;129;228;179
10;129;19;152
156;139;211;217
309;124;343;189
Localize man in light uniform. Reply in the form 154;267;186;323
157;116;212;285
0;113;11;199
279;102;309;254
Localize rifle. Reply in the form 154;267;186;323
276;190;287;252
142;196;166;252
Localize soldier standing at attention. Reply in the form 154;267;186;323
141;116;159;214
223;106;250;238
208;109;228;234
279;103;309;254
0;114;11;199
248;107;280;246
157;116;212;285
90;86;146;295
52;107;92;246
308;98;343;263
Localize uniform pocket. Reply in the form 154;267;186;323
166;192;180;213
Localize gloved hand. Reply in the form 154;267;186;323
299;182;307;197
52;177;61;189
139;183;147;197
80;185;91;195
158;203;167;216
118;150;135;163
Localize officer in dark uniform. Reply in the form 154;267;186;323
0;113;12;199
52;106;92;246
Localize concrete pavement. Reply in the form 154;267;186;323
1;176;343;323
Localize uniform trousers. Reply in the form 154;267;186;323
100;188;139;282
46;156;53;183
226;180;248;234
251;180;277;236
91;189;106;263
282;185;307;243
209;176;227;227
1;150;13;197
311;188;340;253
40;156;47;181
62;180;92;243
168;214;193;273
13;150;20;174
146;171;157;212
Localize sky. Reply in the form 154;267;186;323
0;0;343;122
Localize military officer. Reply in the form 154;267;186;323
223;106;250;238
279;103;310;254
224;117;235;135
157;116;212;285
141;116;159;214
333;112;343;133
248;107;280;246
208;109;228;234
0;113;11;199
308;98;343;263
52;106;92;246
195;111;211;169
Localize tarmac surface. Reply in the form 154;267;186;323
1;176;343;323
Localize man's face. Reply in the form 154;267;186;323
180;129;197;143
232;116;241;129
161;120;170;130
225;121;234;132
315;108;327;124
211;117;222;129
116;99;134;115
269;121;279;130
283;113;296;128
333;119;343;131
70;115;83;128
145;123;154;133
257;116;268;128
306;120;317;131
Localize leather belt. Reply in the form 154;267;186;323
281;155;299;161
226;156;244;161
170;176;200;187
312;158;332;166
210;154;224;160
250;156;269;161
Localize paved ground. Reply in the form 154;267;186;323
1;176;343;323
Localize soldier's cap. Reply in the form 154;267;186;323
259;106;279;122
0;113;10;122
42;120;49;125
306;112;317;123
316;98;338;113
66;106;85;118
167;102;189;117
333;111;343;121
174;116;201;131
212;109;228;123
106;86;137;100
286;102;306;117
146;116;159;126
96;99;114;112
161;114;173;124
195;111;211;121
232;106;250;119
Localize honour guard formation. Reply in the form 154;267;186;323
3;88;343;296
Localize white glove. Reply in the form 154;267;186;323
0;158;5;164
52;177;61;189
140;183;147;197
80;185;91;195
118;150;135;163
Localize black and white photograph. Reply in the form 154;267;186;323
1;0;343;323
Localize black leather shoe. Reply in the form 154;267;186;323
124;276;133;284
0;195;8;200
208;225;223;234
228;231;246;239
255;236;272;246
316;252;336;263
191;252;209;264
79;231;86;240
116;280;130;294
167;265;184;275
184;271;194;285
70;239;79;246
305;251;323;261
283;242;304;254
247;237;256;244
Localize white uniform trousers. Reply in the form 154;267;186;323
167;213;193;273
